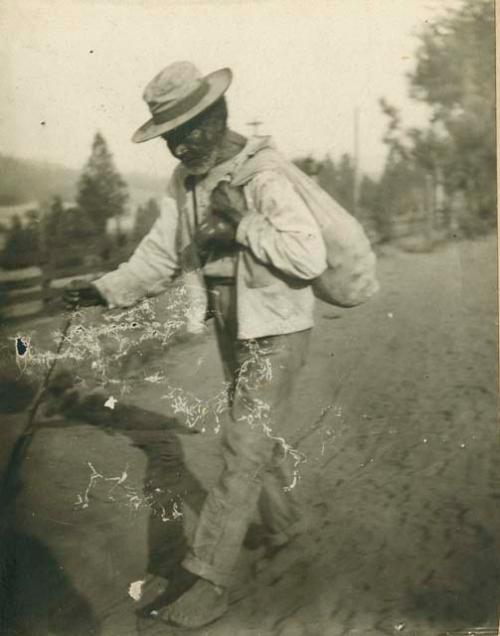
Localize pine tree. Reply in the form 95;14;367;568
0;214;40;269
77;132;128;234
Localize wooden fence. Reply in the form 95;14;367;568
0;264;105;322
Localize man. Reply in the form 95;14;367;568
64;61;327;628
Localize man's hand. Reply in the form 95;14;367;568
210;182;247;226
194;217;237;252
63;280;106;309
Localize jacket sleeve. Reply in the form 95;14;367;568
235;170;327;280
94;195;181;308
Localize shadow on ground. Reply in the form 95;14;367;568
0;383;206;635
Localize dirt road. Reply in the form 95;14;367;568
1;236;498;636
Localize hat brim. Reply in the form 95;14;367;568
132;67;232;144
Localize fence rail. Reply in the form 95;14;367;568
0;265;105;322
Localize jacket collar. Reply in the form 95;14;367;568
177;135;276;191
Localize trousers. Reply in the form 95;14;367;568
181;281;311;586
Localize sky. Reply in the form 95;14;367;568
0;0;459;183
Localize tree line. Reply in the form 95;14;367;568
296;0;495;243
0;132;163;271
0;0;494;271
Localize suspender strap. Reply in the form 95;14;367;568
185;174;200;230
181;175;204;270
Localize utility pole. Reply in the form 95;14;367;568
353;107;360;216
247;119;263;137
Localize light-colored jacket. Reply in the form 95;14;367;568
95;137;327;340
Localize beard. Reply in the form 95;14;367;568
181;146;220;175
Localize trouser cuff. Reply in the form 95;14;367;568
182;554;233;588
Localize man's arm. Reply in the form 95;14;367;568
235;170;327;280
93;196;181;308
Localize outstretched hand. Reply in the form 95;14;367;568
63;279;106;309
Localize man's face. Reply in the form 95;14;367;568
162;109;225;175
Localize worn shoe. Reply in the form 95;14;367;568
162;578;229;629
135;569;198;619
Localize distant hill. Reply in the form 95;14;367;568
0;154;166;213
0;155;79;206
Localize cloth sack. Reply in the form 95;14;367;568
230;139;379;307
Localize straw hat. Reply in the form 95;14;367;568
132;61;232;143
